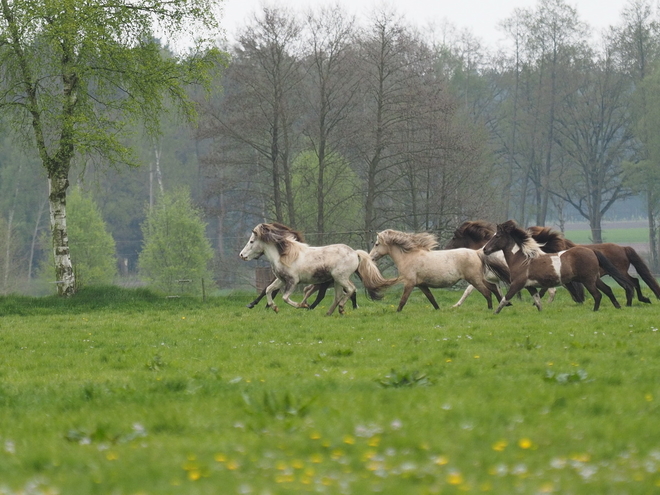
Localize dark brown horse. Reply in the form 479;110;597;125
483;220;633;312
245;223;357;310
528;226;660;306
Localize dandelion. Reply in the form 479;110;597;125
106;451;118;461
188;470;201;481
310;453;323;464
435;455;449;466
331;449;344;459
292;459;304;469
368;436;381;447
518;438;533;449
310;431;321;440
447;471;464;485
646;394;654;402
214;453;226;462
227;460;240;470
343;435;355;445
492;440;508;452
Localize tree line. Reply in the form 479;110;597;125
1;0;660;296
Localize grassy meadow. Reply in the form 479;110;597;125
1;284;660;494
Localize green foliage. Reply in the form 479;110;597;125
67;188;117;286
289;149;361;236
138;188;213;295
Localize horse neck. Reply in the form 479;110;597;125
384;245;409;267
500;241;526;269
262;242;288;269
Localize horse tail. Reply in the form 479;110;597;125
594;251;635;293
625;246;660;299
564;281;585;303
355;250;398;301
479;251;510;284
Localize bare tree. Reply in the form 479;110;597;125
300;5;360;244
552;51;635;242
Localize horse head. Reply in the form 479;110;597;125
239;226;265;260
484;220;543;258
369;231;390;261
445;220;495;249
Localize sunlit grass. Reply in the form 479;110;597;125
1;285;660;493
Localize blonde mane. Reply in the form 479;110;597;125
377;229;439;252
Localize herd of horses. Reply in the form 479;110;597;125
239;220;660;316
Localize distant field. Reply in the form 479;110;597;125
1;285;660;494
564;228;649;244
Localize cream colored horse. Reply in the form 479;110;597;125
239;223;396;315
369;229;503;312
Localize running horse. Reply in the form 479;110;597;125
444;220;567;304
483;220;633;313
245;223;357;310
239;223;396;315
369;229;505;312
528;226;660;306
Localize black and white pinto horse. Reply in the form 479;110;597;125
239;223;396;315
483;220;633;313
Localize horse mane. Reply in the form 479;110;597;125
499;220;544;259
527;226;573;253
378;229;439;252
254;222;306;265
453;220;495;242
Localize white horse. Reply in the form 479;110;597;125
369;229;504;312
239;223;396;315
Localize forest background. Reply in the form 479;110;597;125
2;0;660;296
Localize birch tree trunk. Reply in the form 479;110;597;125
49;175;75;296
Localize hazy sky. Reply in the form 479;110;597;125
219;0;632;47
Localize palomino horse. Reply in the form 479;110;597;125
483;220;633;313
368;229;503;312
239;223;395;315
528;226;660;306
245;223;357;310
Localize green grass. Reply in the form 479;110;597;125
566;228;649;244
1;285;660;494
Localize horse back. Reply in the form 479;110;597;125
581;243;629;273
558;247;599;283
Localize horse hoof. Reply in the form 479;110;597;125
246;304;255;309
300;302;310;309
272;306;279;313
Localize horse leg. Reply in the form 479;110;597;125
396;284;416;312
247;287;267;309
265;279;284;313
281;280;306;309
614;274;636;306
308;283;329;310
452;285;475;308
298;285;314;308
527;288;542;311
495;281;525;314
469;280;494;310
596;279;620;309
350;290;358;309
418;285;440;309
632;277;651;304
327;280;355;316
